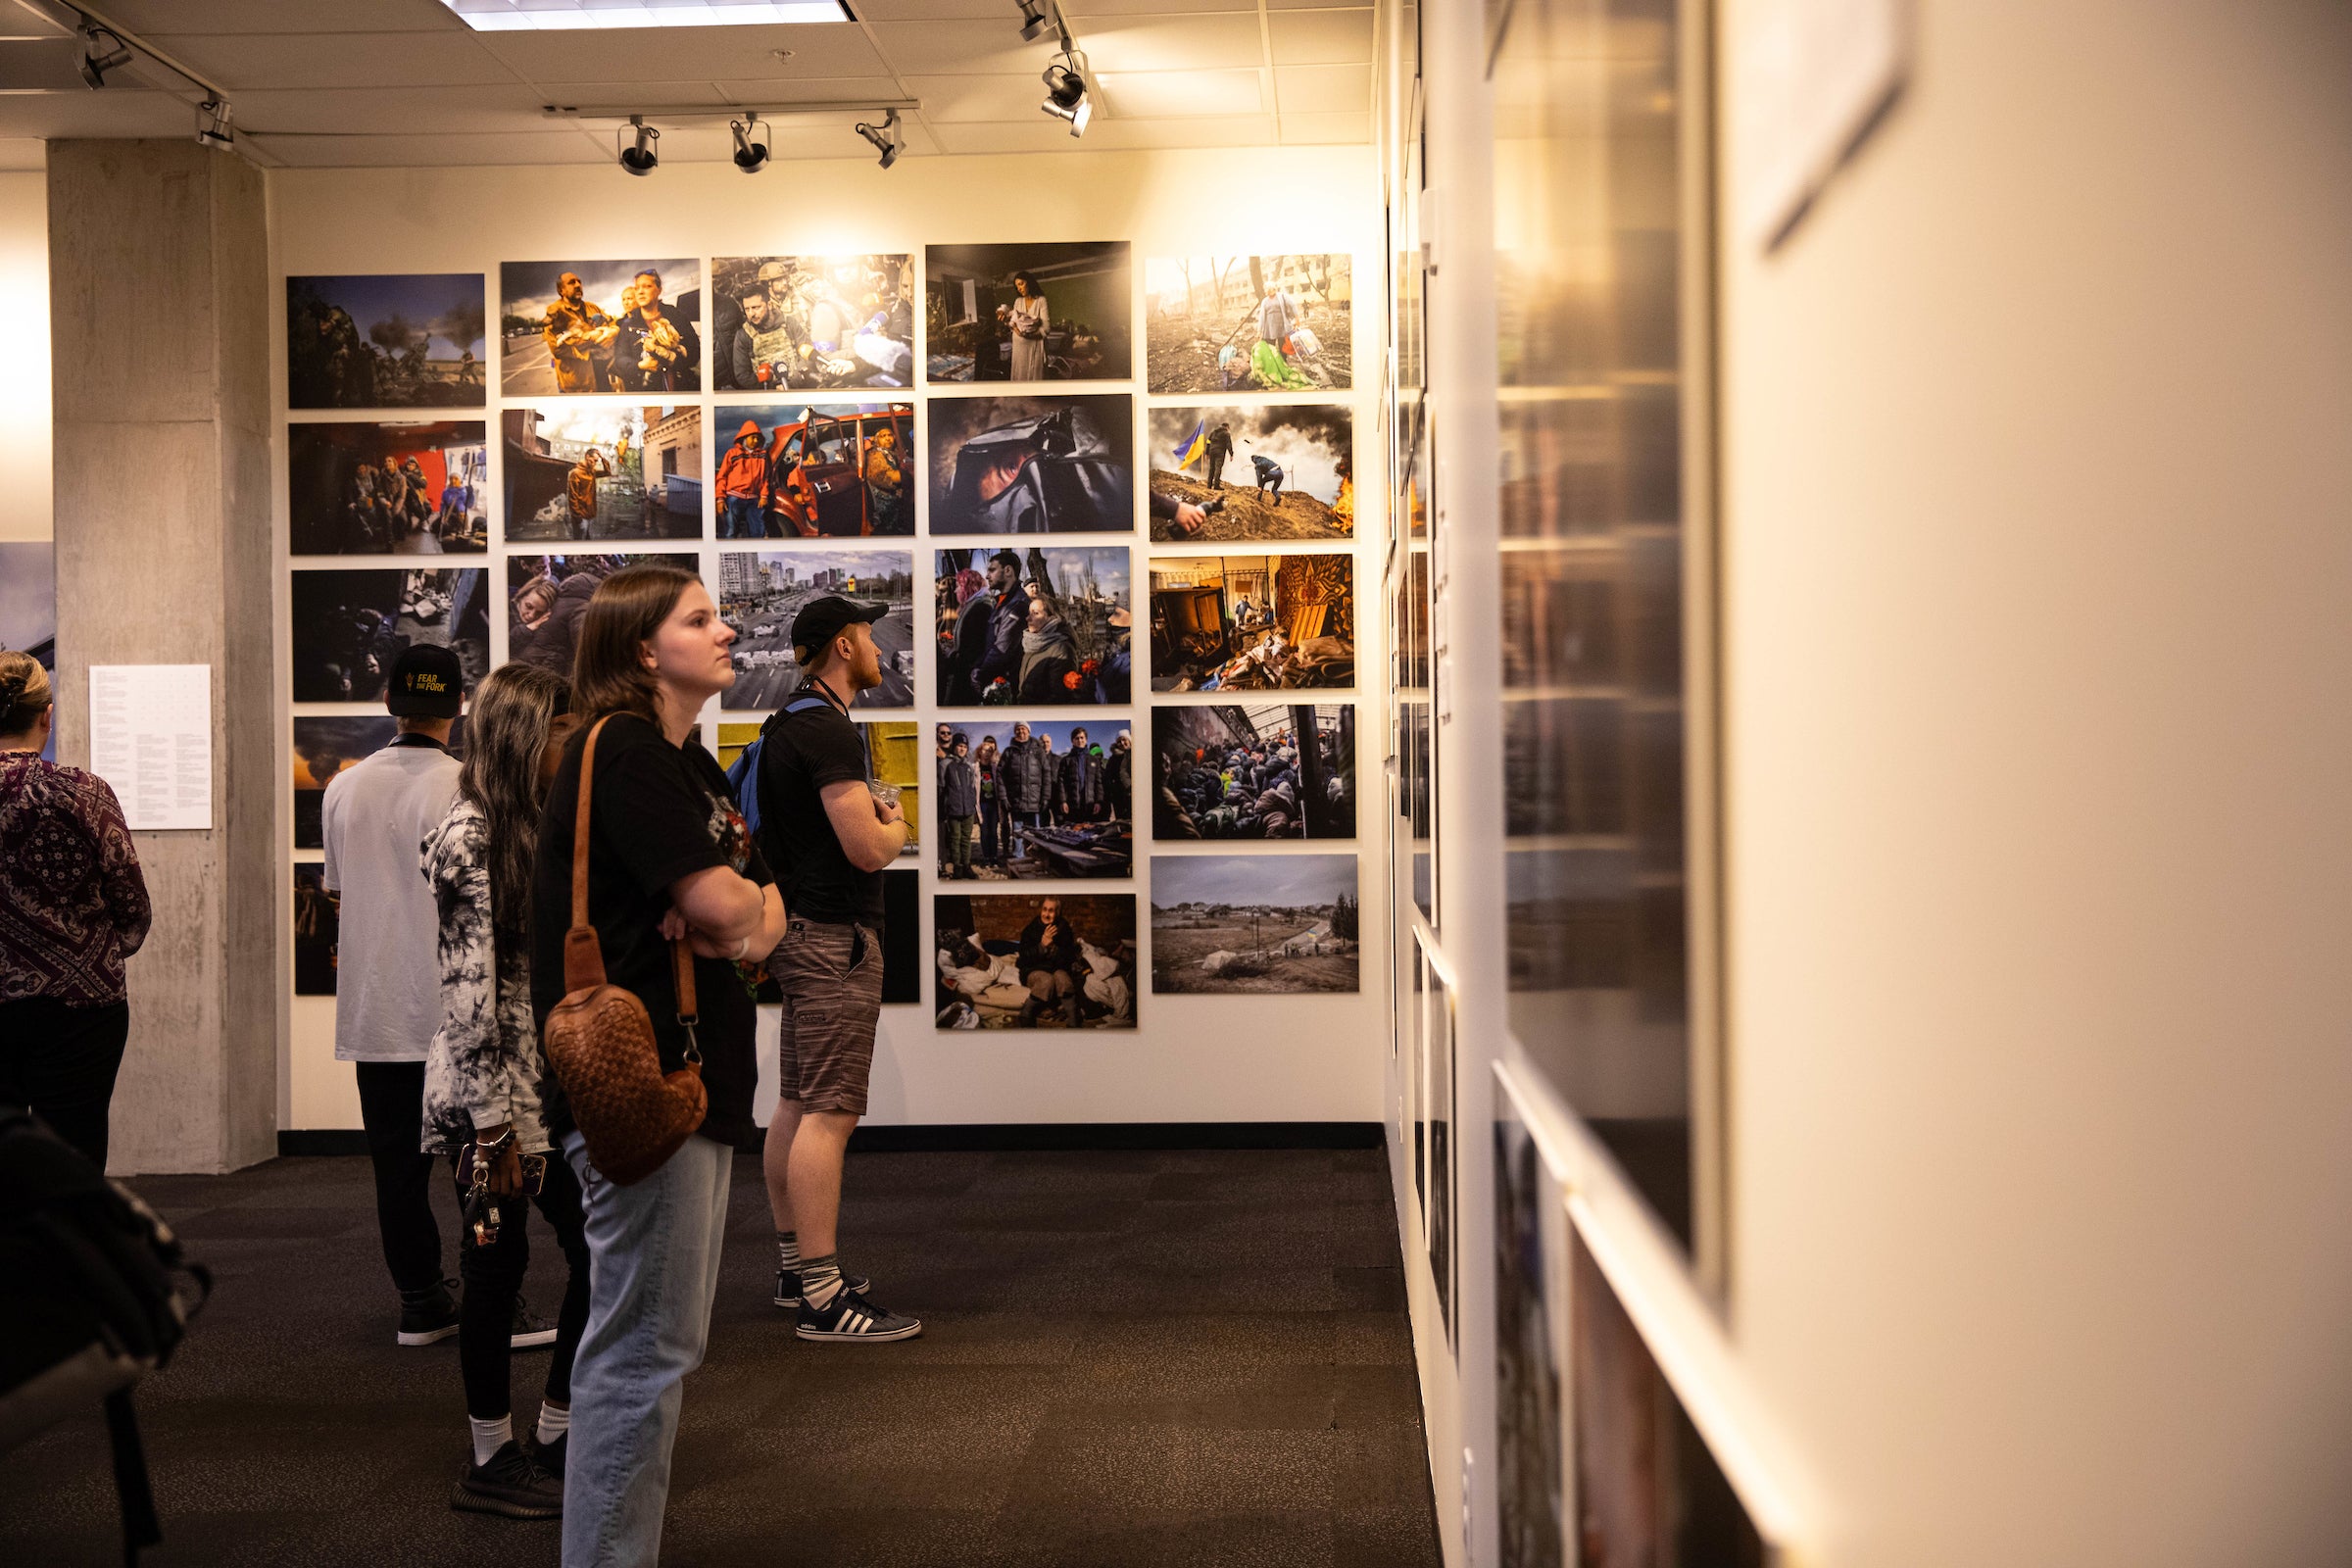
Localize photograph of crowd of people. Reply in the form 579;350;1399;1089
287;273;486;409
1149;854;1359;995
717;719;921;858
502;406;702;542
925;242;1132;383
710;254;913;392
1144;255;1351;393
933;892;1137;1030
293;715;403;848
290;567;489;704
928;393;1134;535
1147;553;1355;692
289;421;487;555
499;260;701;396
935;546;1133;707
1152;703;1356;840
932;719;1132;882
293;865;338;996
712;403;912;538
505;553;682;676
1;541;55;760
1148;404;1354;542
716;550;916;710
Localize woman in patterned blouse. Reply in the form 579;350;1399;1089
0;650;151;1169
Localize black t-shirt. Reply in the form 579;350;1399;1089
756;690;884;929
531;712;772;1150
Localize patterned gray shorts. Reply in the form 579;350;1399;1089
770;918;883;1115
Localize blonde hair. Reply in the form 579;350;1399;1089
0;651;51;735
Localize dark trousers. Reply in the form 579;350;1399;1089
978;796;1003;863
354;1060;444;1296
0;997;130;1169
455;1148;591;1420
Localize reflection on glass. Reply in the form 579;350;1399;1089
1494;0;1699;1249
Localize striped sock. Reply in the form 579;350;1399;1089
776;1231;800;1273
799;1252;844;1310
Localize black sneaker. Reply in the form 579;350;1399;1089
451;1440;563;1519
773;1268;870;1308
797;1285;921;1343
396;1281;462;1348
510;1296;558;1351
527;1429;566;1483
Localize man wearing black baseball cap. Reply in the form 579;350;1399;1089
747;595;922;1340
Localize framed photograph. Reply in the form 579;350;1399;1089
715;550;916;710
927;393;1135;536
293;864;339;996
1151;702;1356;841
289;567;488;704
503;406;701;542
1144;254;1352;393
925;242;1132;383
718;719;921;857
500;260;701;396
1426;956;1456;1346
1494;1071;1570;1568
933;892;1138;1030
710;253;913;392
1145;553;1355;693
1150;853;1358;995
294;715;408;849
713;403;912;539
933;546;1133;707
505;554;692;675
932;718;1132;880
289;420;488;555
0;541;53;760
1148;404;1354;542
287;273;485;409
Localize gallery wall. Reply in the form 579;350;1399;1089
268;145;1388;1133
0;165;51;542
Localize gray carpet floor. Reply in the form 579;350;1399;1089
1;1145;1442;1567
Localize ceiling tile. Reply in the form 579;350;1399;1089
1274;62;1368;115
0;91;196;139
1268;0;1364;8
1277;108;1369;143
243;130;611;168
847;0;1025;17
99;0;465;31
924;119;1098;155
234;84;581;135
1072;15;1265;74
1060;0;1252;12
699;74;907;107
1269;9;1374;65
901;74;1055;122
147;31;521;90
471;21;884;80
866;20;1057;74
1097;68;1264;119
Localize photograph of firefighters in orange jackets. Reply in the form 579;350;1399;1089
927;393;1134;536
712;404;913;539
711;254;912;392
501;406;701;542
499;259;701;396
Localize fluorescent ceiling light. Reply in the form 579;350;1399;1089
441;1;852;30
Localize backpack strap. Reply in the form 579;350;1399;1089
106;1388;160;1564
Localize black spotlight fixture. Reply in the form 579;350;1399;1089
1016;0;1053;43
731;118;769;172
78;28;132;89
618;117;659;176
1040;52;1091;137
855;108;903;171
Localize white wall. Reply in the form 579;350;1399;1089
0;158;52;541
1719;1;2352;1561
269;147;1390;1133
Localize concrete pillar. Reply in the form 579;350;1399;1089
47;139;274;1174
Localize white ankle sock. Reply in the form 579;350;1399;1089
470;1414;514;1468
536;1401;571;1446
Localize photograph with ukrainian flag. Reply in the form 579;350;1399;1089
1148;404;1355;542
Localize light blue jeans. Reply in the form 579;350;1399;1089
561;1130;733;1568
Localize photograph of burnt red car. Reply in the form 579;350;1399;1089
927;393;1134;535
711;403;913;539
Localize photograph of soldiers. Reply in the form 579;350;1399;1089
933;893;1137;1030
1152;702;1356;841
710;254;913;391
1150;854;1359;995
929;394;1135;535
501;406;702;541
933;719;1131;881
715;550;917;710
286;273;486;410
499;259;702;397
289;567;489;704
712;403;914;538
289;421;489;555
1144;255;1351;394
1147;554;1355;692
934;546;1133;707
925;242;1132;383
1149;404;1354;542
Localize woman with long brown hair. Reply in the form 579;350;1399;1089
527;564;783;1566
419;661;584;1519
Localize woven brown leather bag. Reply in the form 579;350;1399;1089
542;715;708;1186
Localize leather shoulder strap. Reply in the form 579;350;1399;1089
562;715;613;993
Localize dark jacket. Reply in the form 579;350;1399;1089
938;753;980;818
1055;747;1105;817
514;572;597;677
1000;736;1054;812
1105;744;1133;816
1017;913;1079;981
